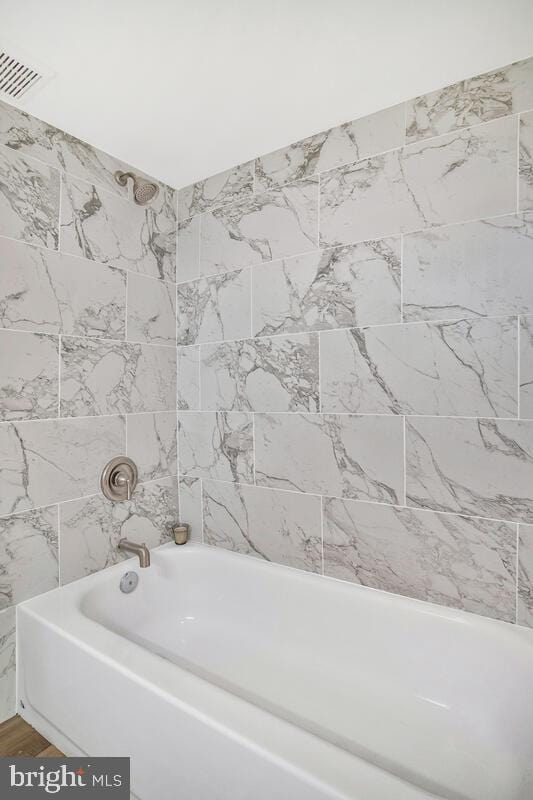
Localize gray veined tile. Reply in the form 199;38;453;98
255;104;404;190
177;216;200;284
255;413;404;504
320;115;517;247
178;345;200;410
403;213;533;321
520;316;533;418
201;333;319;412
0;506;58;609
60;174;176;282
203;480;322;573
200;177;319;276
406;56;533;142
176;269;251;345
0;415;125;516
127;273;176;345
126;411;177;482
178;411;253;484
323;498;516;622
0;146;59;249
59;477;178;585
0;330;59;421
0;607;16;724
178;477;202;542
518;524;533;627
0;237;126;338
406;416;533;523
60;336;176;417
320;318;517;418
178;160;255;220
251;239;401;336
520;110;533;211
0;97;171;202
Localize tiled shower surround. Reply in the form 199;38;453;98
2;55;533;723
176;55;533;636
0;101;179;722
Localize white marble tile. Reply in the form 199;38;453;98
0;98;171;202
0;607;16;724
0;415;125;516
518;524;533;627
178;477;202;542
0;330;59;421
520;316;533;418
256;105;404;190
178;161;254;220
321;318;517;417
0;506;58;609
406;416;533;522
127;273;176;345
176;269;251;345
177;216;200;284
178;345;200;410
255;413;404;504
203;480;322;572
59;477;178;584
320;116;517;247
520;110;533;211
178;411;253;484
126;411;177;482
0;237;126;338
323;498;516;622
201;333;319;412
60;337;176;417
403;213;533;321
200;177;319;276
406;56;533;142
60;175;176;282
252;239;401;336
0;146;59;249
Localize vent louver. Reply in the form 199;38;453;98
0;50;42;99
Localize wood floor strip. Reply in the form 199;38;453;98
0;715;64;757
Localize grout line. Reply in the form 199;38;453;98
200;478;205;544
167;313;530;352
185;475;531;528
248;267;253;339
125;270;129;342
176;209;533;288
317;332;322;413
403;415;407;505
56;503;61;587
173;409;532;422
319;496;325;576
252;413;256;485
400;233;404;322
517;113;521;213
57;334;62;418
515;522;520;625
518;317;521;419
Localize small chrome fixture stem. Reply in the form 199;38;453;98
118;538;150;568
172;523;190;545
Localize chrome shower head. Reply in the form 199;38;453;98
114;171;159;206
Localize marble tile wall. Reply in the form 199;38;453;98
176;55;533;639
0;99;179;722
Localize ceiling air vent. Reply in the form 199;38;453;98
0;50;42;100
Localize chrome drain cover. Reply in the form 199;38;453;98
120;571;139;594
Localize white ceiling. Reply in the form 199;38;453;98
2;0;533;190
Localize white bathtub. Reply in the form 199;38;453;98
17;542;533;800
